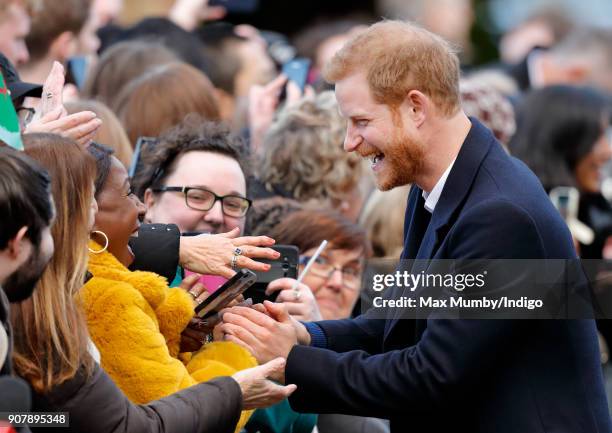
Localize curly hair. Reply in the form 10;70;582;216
259;91;362;203
132;115;250;198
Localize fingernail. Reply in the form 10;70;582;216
239;298;253;307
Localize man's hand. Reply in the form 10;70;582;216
179;227;280;278
232;357;297;409
220;301;312;369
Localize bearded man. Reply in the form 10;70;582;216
219;20;611;433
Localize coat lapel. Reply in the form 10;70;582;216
384;118;496;342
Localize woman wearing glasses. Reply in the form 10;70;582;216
245;209;389;433
135;116;253;237
267;209;371;322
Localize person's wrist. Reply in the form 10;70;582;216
178;236;190;268
295;321;311;346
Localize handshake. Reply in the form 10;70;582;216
226;301;312;410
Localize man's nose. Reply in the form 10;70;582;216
344;124;362;152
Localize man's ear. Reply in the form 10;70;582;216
405;90;428;127
48;31;77;63
6;227;31;260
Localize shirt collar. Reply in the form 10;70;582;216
422;158;456;213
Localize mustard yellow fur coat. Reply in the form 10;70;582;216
81;242;256;430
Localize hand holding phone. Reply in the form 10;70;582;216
195;269;257;318
243;245;299;304
282;58;311;93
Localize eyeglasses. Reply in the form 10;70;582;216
16;106;35;129
152;186;251;218
299;255;363;289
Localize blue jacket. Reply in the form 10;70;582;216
285;119;611;433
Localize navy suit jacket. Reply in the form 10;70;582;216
285;119;611;433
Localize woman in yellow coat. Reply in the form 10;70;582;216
81;143;263;430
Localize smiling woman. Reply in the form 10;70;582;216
80;142;257;431
88;142;145;267
268;209;372;320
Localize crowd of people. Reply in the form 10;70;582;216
1;0;612;432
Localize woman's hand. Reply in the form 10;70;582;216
180;317;214;353
232;357;297;409
24;62;101;146
179;273;210;305
266;278;323;322
179;227;280;278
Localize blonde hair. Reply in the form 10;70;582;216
12;134;95;393
66;99;134;168
359;185;410;258
323;20;461;116
259;91;362;203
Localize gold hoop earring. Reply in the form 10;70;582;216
89;230;109;254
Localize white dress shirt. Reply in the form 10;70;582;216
422;158;456;213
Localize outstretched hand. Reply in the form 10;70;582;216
179;227;280;278
220;301;310;366
232;357;297;408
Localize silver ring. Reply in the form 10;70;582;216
233;247;242;256
46;91;53;99
188;290;198;299
231;254;238;269
294;289;301;301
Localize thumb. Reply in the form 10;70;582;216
262;357;286;378
282;383;298;397
218;227;241;238
40;106;63;122
263;300;291;323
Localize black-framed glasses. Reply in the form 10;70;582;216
16;106;35;128
152;186;252;218
299;255;363;290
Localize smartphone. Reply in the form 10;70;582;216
66;56;89;90
549;186;580;221
549;186;594;245
129;136;158;179
243;245;299;304
208;0;259;13
282;58;311;93
195;269;257;318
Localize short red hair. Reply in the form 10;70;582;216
323;20;461;116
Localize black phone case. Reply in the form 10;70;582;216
243;245;299;304
194;269;257;318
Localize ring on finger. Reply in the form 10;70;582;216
188;290;199;299
231;254;239;269
294;289;301;301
